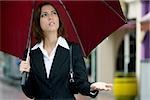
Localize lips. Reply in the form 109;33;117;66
49;22;55;26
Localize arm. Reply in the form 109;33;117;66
20;50;37;99
73;44;113;98
21;68;37;99
73;44;98;98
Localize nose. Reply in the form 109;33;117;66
48;13;53;20
48;15;52;21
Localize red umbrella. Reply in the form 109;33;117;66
0;0;126;58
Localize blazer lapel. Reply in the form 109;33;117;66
49;45;69;78
31;48;47;79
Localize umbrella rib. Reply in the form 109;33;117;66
25;8;34;60
58;0;86;56
102;0;127;23
26;1;35;50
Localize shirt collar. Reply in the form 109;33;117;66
31;36;70;50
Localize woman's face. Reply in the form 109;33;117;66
40;5;59;33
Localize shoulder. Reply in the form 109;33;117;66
67;41;84;57
66;39;80;47
30;41;41;51
29;42;41;56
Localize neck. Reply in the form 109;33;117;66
43;31;58;52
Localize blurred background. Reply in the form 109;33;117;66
0;0;149;100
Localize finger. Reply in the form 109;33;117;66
98;83;112;91
24;68;30;72
99;87;111;91
104;86;112;91
19;61;30;73
107;83;113;86
20;67;30;73
106;83;113;88
19;61;24;71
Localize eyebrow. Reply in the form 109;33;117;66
41;10;56;13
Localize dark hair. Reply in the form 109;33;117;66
32;2;65;42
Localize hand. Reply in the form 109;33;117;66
90;82;113;91
19;57;30;73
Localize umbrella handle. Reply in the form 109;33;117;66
21;48;30;86
21;72;28;86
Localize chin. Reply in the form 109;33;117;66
48;29;57;33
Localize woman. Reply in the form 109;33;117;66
20;2;112;100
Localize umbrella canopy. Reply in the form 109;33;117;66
0;1;33;58
0;0;126;58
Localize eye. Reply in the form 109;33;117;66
52;11;57;15
41;13;48;17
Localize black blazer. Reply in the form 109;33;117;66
22;42;98;100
